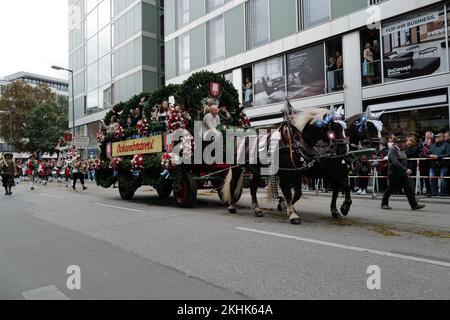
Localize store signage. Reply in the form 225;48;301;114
383;12;440;35
112;135;162;157
387;64;413;77
73;136;90;148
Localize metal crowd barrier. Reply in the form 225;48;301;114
312;158;450;199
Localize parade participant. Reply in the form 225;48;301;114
27;154;38;191
381;136;425;211
72;155;88;191
202;104;221;139
14;160;21;184
63;159;72;188
41;160;49;185
1;153;17;195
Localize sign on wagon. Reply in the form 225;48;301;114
112;136;163;157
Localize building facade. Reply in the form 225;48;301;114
0;72;69;101
165;0;450;136
68;0;164;155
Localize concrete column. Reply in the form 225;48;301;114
342;31;363;117
233;68;243;105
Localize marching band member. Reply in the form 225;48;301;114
27;154;38;191
1;153;17;195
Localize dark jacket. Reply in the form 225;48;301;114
388;145;409;177
405;146;421;171
429;142;450;168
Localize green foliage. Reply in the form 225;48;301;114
0;81;57;150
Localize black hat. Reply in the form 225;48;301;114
3;152;13;158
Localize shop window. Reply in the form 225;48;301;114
325;37;344;93
287;43;325;100
247;0;270;49
381;6;447;83
360;27;382;86
382;106;449;138
253;56;285;107
242;66;253;108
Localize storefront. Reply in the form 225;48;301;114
364;89;450;137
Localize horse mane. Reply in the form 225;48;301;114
345;113;362;129
293;108;329;132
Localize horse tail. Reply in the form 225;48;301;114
235;170;244;200
221;169;233;204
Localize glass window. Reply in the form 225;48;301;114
177;33;190;75
177;0;190;29
287;44;326;100
98;0;110;30
99;55;111;86
86;7;98;39
382;7;447;83
207;0;224;13
360;27;382;86
85;0;97;14
207;15;225;64
303;0;330;29
248;0;269;49
87;35;98;65
253;56;285;106
87;89;99;111
325;37;344;93
98;26;111;58
87;63;98;91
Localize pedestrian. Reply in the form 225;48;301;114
27;154;38;191
381;136;425;211
71;155;88;191
63;159;71;188
1;153;17;196
428;133;450;197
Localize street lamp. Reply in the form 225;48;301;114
52;65;75;147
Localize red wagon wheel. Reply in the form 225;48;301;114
175;172;197;208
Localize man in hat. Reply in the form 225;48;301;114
1;152;17;195
429;133;450;197
381;136;425;211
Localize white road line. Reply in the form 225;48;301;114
94;203;146;213
22;285;70;300
236;227;450;269
40;193;64;199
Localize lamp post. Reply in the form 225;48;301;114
52;65;75;147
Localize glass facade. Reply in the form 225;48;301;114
69;0;164;150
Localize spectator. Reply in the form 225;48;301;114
355;157;370;195
327;57;337;72
243;78;253;107
420;137;433;196
429;133;450;197
377;139;389;192
202;105;221;140
445;131;450;144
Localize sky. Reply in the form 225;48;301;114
0;0;69;80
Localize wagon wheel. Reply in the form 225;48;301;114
119;182;138;201
218;183;243;204
175;172;197;208
156;182;173;199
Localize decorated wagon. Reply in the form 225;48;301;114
95;71;250;208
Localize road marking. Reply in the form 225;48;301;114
94;203;146;213
40;193;64;199
22;285;70;300
236;227;450;269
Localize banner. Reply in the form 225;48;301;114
382;11;440;36
112;136;163;157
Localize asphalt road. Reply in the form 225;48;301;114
0;180;449;300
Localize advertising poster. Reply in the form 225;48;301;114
382;7;447;82
287;44;325;100
253;56;286;107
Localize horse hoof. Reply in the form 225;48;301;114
228;208;237;214
341;204;351;216
254;211;264;218
332;210;342;219
290;218;302;225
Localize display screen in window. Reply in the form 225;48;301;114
382;7;447;82
287;44;326;100
253;56;286;107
